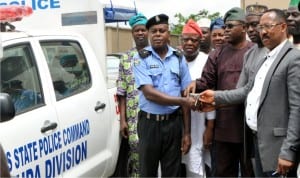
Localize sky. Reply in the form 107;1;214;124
103;0;241;25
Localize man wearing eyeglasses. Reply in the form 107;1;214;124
199;9;300;177
184;7;254;177
196;4;269;177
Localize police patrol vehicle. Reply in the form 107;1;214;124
0;0;121;177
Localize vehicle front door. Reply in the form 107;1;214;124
0;38;62;177
39;36;113;177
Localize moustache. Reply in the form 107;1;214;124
262;34;270;40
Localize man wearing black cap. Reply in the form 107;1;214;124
133;14;195;177
185;7;254;177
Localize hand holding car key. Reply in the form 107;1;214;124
189;93;216;112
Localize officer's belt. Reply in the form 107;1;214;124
139;109;180;122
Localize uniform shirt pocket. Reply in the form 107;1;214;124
273;127;287;137
149;68;163;87
170;67;180;87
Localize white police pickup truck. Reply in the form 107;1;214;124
0;3;121;177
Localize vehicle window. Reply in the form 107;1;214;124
106;54;121;89
106;55;120;80
0;43;44;114
40;40;91;100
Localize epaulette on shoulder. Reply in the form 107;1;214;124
173;48;183;61
138;49;151;59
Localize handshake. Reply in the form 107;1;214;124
187;89;217;112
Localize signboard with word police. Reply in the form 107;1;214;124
0;0;60;10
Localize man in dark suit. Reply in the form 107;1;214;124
199;9;300;177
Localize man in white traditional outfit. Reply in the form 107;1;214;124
181;19;215;177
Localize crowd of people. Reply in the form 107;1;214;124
115;0;300;177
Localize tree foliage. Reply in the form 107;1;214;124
171;9;222;35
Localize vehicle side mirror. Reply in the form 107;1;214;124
0;93;15;122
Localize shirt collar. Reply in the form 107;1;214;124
146;45;176;59
267;39;287;59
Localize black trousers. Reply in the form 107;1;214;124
137;110;182;177
212;140;254;177
111;137;129;177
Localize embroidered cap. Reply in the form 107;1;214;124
246;4;268;16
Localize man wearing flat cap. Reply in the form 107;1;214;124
133;13;195;177
184;7;254;177
180;19;216;177
116;12;148;177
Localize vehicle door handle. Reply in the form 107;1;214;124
41;121;58;133
95;103;106;111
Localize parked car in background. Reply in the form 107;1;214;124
106;53;123;88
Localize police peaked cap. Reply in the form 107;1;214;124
146;14;169;29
